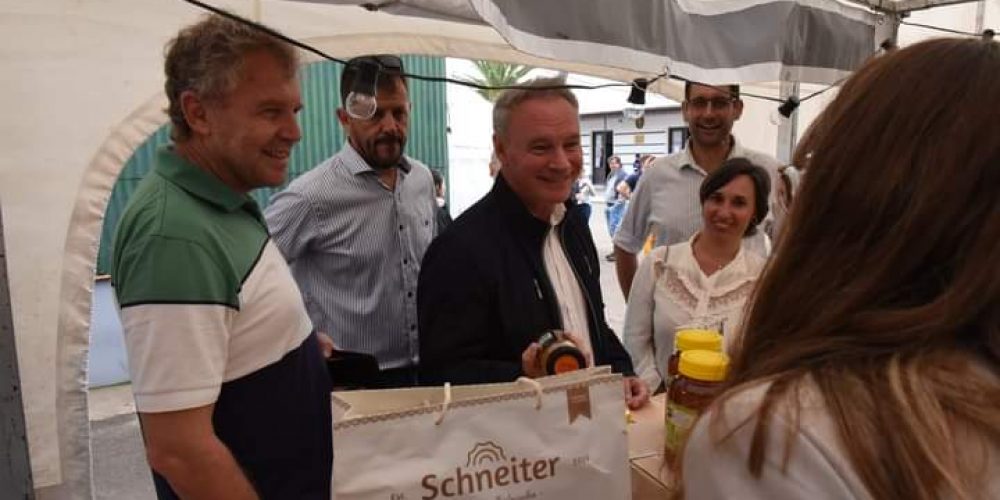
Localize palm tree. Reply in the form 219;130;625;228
460;60;533;103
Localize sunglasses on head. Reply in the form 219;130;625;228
347;55;404;73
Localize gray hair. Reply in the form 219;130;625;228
492;76;579;137
164;14;299;141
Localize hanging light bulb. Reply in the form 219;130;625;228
622;101;644;120
769;96;800;125
623;78;648;123
345;59;380;120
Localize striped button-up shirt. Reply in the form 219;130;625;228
265;143;437;370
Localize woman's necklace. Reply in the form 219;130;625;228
693;234;738;275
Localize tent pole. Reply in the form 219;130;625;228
974;0;986;32
0;202;35;499
775;81;799;164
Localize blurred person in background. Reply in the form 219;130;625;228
572;171;597;223
603;155;629;261
765;164;802;243
431;169;452;232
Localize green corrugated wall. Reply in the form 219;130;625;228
97;56;448;275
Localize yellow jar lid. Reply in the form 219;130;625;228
675;329;723;353
678;350;729;382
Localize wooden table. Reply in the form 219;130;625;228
628;394;673;499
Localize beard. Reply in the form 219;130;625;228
361;133;406;170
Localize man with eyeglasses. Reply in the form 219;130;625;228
613;82;782;298
266;55;437;388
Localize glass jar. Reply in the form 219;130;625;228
538;330;586;375
664;350;729;460
666;329;723;383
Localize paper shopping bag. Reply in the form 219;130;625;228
332;368;631;500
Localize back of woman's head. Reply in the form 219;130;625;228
750;37;1000;369
725;37;1000;500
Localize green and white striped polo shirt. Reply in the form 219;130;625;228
112;147;332;498
112;147;317;411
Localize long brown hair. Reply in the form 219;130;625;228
690;38;1000;499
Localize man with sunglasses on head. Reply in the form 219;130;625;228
613;82;782;298
266;55;437;388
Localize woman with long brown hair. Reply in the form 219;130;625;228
679;37;1000;499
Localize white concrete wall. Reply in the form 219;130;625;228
0;1;217;489
444;59;497;217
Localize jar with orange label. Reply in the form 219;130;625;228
664;350;729;460
537;330;586;375
666;329;723;384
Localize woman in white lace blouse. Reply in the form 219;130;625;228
623;158;771;391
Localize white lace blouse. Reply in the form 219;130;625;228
622;235;766;390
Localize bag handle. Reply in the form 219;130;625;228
434;383;453;425
434;377;545;425
516;377;544;410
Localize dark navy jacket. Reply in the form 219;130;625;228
418;174;636;385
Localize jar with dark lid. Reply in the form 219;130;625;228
664;350;729;460
538;330;586;375
666;329;723;383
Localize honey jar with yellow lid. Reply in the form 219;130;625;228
664;350;729;459
666;329;723;383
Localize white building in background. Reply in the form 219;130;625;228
579;106;685;184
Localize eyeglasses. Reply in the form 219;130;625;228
686;97;737;111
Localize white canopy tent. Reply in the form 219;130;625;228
308;0;891;85
0;0;991;497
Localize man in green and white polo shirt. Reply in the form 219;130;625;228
112;15;332;500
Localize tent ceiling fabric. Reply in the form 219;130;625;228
267;0;695;99
2;0;985;497
851;0;981;11
294;0;891;85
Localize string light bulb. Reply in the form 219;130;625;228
769;95;800;125
345;59;380;119
623;78;648;123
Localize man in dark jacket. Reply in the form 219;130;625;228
417;77;649;409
